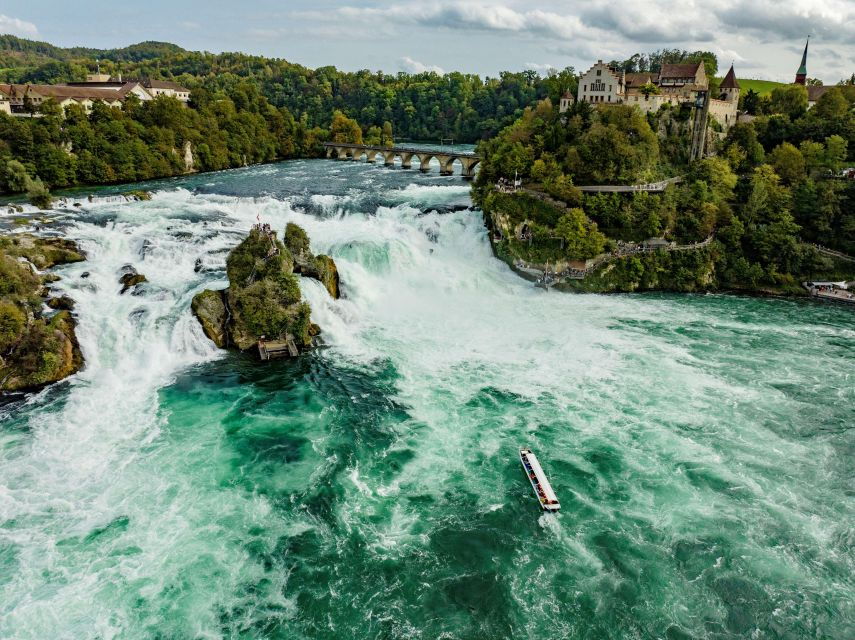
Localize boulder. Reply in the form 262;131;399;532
47;295;75;311
284;222;341;299
0;310;83;392
191;289;228;348
118;266;147;294
0;234;85;270
294;254;341;299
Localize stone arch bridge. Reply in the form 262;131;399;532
323;143;480;178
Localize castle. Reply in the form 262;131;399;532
562;59;740;129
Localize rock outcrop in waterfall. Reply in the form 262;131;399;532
191;223;338;355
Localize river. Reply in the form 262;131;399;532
1;157;853;639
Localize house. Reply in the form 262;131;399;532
576;60;625;105
806;85;832;109
142;80;190;103
66;76;191;104
0;73;193;118
573;58;740;129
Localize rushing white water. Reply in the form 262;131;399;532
1;162;853;639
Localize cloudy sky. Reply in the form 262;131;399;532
2;0;853;82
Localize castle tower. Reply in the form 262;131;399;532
719;64;740;102
794;37;809;85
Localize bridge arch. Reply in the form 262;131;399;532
415;153;435;172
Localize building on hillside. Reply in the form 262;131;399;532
0;83;128;115
806;85;832;109
0;73;193;118
576;60;625;105
709;65;740;128
558;90;575;113
142;80;190;102
65;75;191;103
573;59;740;129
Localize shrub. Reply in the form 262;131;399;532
0;301;26;349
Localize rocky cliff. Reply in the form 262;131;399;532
0;234;85;393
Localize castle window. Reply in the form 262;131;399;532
596;70;601;76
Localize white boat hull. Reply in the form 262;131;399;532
520;448;560;511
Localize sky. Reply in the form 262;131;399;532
1;0;853;83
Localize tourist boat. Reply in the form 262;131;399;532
519;448;560;511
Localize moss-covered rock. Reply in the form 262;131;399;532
125;190;152;201
192;224;331;356
191;289;228;348
47;295;75;311
0;311;83;392
285;222;341;299
119;272;148;294
0;234;85;270
0;234;85;393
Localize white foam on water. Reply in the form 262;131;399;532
1;176;852;637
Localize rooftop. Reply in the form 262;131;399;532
719;65;740;89
659;62;704;78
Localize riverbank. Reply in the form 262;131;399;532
481;192;855;300
0;234;86;392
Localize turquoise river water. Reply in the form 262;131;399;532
1;158;853;639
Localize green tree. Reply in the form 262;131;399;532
554;208;607;259
769;142;806;184
330;110;363;144
812;88;849;120
823;134;847;171
768;85;808;120
0;301;26;349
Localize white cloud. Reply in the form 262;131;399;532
296;3;586;40
399;56;445;74
0;14;38;37
713;0;855;43
284;1;849;83
524;62;556;73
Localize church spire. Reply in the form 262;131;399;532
795;37;809;85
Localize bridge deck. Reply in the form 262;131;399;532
323;142;478;158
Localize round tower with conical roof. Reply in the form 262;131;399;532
719;64;740;104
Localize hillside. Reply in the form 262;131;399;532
474;91;855;294
0;35;572;143
715;77;786;96
0;35;184;73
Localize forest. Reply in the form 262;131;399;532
0;35;578;143
474;82;855;293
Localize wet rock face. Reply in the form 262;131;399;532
118;266;148;294
47;295;75;311
283;222;341;299
190;289;228;348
